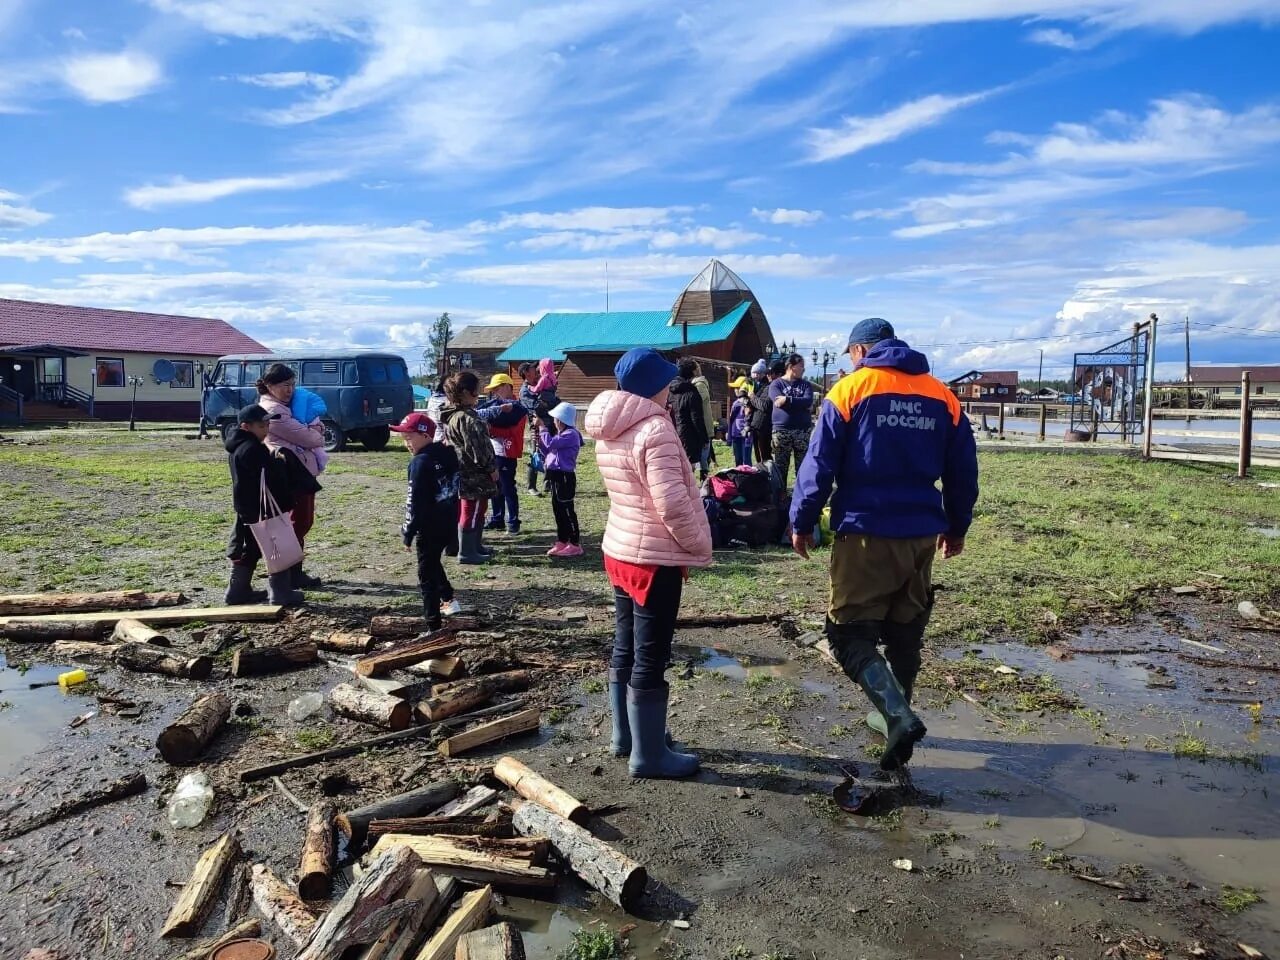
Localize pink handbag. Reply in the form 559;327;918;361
249;472;304;575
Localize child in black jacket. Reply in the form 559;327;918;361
392;412;462;629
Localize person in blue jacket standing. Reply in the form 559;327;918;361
790;318;979;772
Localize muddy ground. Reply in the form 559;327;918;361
0;429;1277;960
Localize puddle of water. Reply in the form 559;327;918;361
0;652;85;777
685;645;834;694
1248;525;1280;539
497;896;667;958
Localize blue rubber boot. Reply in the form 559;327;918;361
626;685;699;779
609;670;674;758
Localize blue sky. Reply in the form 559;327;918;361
2;1;1279;382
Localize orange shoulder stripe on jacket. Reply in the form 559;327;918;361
827;367;962;425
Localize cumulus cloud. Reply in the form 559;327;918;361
124;170;348;209
0;189;51;229
806;91;993;163
62;50;162;103
752;207;824;225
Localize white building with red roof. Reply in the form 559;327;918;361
0;298;267;424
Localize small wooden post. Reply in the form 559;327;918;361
1089;405;1099;442
1239;371;1252;478
1037;403;1047;442
997;402;1006;440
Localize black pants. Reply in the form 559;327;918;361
546;469;579;545
610;566;683;690
489;456;519;527
416;532;455;617
526;461;540;492
752;423;772;464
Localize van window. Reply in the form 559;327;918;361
216;362;243;387
364;361;389;385
343;362;359;385
303;361;341;386
386;361;409;383
243;362;264;384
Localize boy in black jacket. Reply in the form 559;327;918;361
392;412;462;629
224;404;304;606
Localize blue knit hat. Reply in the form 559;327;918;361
615;347;678;398
848;317;895;346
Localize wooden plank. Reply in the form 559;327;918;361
296;846;423;960
431;786;498;818
161;832;240;938
359;867;439;960
0;604;282;628
367;815;512;842
455;922;526;960
251;863;318;944
369;835;554;890
493;757;588;824
0;589;186;617
438;710;540;758
412;886;493;960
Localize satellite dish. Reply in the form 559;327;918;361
152;359;176;383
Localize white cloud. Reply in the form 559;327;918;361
232;72;338;91
648;226;766;250
124;170;348;209
0;188;51;229
1026;27;1079;48
806;91;992;162
489;207;689;233
752;207;824;226
455;252;838;291
62;50;162;103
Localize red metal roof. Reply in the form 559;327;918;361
0;298;268;356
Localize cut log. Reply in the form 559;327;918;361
412;885;493;960
224;862;251;926
0;589;186;617
172;918;262;960
367;815;513;842
2;620;108;643
455;922;526;960
111;617;171;646
0;770;147;841
371;616;483;639
296;845;423;960
405;657;467;681
157;693;231;765
114;642;213;680
493;757;588;824
298;801;337;900
511;800;647;911
418;672;531;723
330;683;414;731
250;863;317;944
368;835;554;890
50;640;116;660
161;832;240;938
336;782;461;851
438;710;540;758
430;786;499;819
357;633;461;678
358;867;439;960
231;640;319;677
315;630;374;654
0;604;281;628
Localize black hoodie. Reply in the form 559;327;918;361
668;378;708;460
226;428;294;523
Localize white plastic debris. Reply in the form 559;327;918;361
1238;600;1262;620
287;692;325;722
993;665;1019;676
892;858;915;872
167;772;213;828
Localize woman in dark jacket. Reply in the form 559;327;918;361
668;358;708;466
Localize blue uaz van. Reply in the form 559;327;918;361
202;353;413;451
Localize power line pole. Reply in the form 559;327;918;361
1036;349;1043;394
1184;316;1192;412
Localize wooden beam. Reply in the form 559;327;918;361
368;835;554;891
336;783;461;851
404;657;467;681
411;885;493;960
0;589;186;617
157;693;231;766
367;815;512;842
296;846;423;960
250;863;317;944
430;786;498;819
356;633;461;678
1;620;109;642
330;682;414;730
511;800;647;911
493;757;588;824
438;710;540;758
357;867;439;960
111;617;171;646
231;640;318;677
0;604;282;628
455;922;526;960
298;801;337;900
160;832;240;938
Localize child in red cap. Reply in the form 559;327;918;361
391;411;462;628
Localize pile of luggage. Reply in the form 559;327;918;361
700;462;788;547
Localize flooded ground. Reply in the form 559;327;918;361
0;653;87;777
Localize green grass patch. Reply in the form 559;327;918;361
295;727;335;750
1220;886;1262;914
556;927;621;960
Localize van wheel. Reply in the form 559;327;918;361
322;420;347;453
363;426;391;451
219;420;236;443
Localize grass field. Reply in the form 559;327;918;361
1;427;1277;643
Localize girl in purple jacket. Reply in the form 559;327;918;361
539;402;583;557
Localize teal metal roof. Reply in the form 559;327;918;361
498;301;752;362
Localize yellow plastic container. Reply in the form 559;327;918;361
58;668;88;690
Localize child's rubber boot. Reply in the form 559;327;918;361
626;685;699;779
609;670;674;757
457;527;487;565
267;571;305;607
293;565;323;588
224;566;266;605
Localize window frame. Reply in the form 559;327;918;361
94;357;125;388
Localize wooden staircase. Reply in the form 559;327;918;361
10;401;98;424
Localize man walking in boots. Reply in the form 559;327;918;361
790;318;978;771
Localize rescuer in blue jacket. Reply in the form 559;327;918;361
791;317;979;771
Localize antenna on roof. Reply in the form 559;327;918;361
605;260;610;313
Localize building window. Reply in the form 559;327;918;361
170;360;195;388
95;358;125;387
461;353;473;369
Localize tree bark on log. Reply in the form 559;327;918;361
330;683;414;731
114;642;213;680
157;693;231;765
493;757;588;824
250;863;317;944
315;630;374;654
431;671;530;698
414;687;491;724
455;922;526;960
111;617;171;646
370;616;483;639
296;846;423;960
438;710;540;758
2;620;108;643
431;785;499;819
231;640;318;677
357;867;439;960
418;672;531;723
298;801;337;900
161;832;241;938
0;589;186;616
337;782;461;851
367;835;554;891
356;634;461;678
0;770;147;841
50;640;116;660
404;657;466;681
412;885;493;960
368;815;512;842
511;800;647;911
172;918;262;960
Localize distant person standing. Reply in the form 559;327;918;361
790;318;978;772
727;379;753;466
518;362;543;496
748;359;775;464
691;362;716;481
668;358;709;468
478;373;528;534
768;353;815;487
439;371;499;565
539;401;584;558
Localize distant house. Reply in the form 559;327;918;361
443;325;527;380
497;259;775;418
947;370;1019;402
1189;365;1280;402
0;297;266;425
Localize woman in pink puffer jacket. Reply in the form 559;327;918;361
585;347;712;780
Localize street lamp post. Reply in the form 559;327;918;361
127;375;144;431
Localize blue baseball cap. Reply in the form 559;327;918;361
848;317;895;346
614;347;678;399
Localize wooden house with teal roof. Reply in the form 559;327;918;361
497;259;774;415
